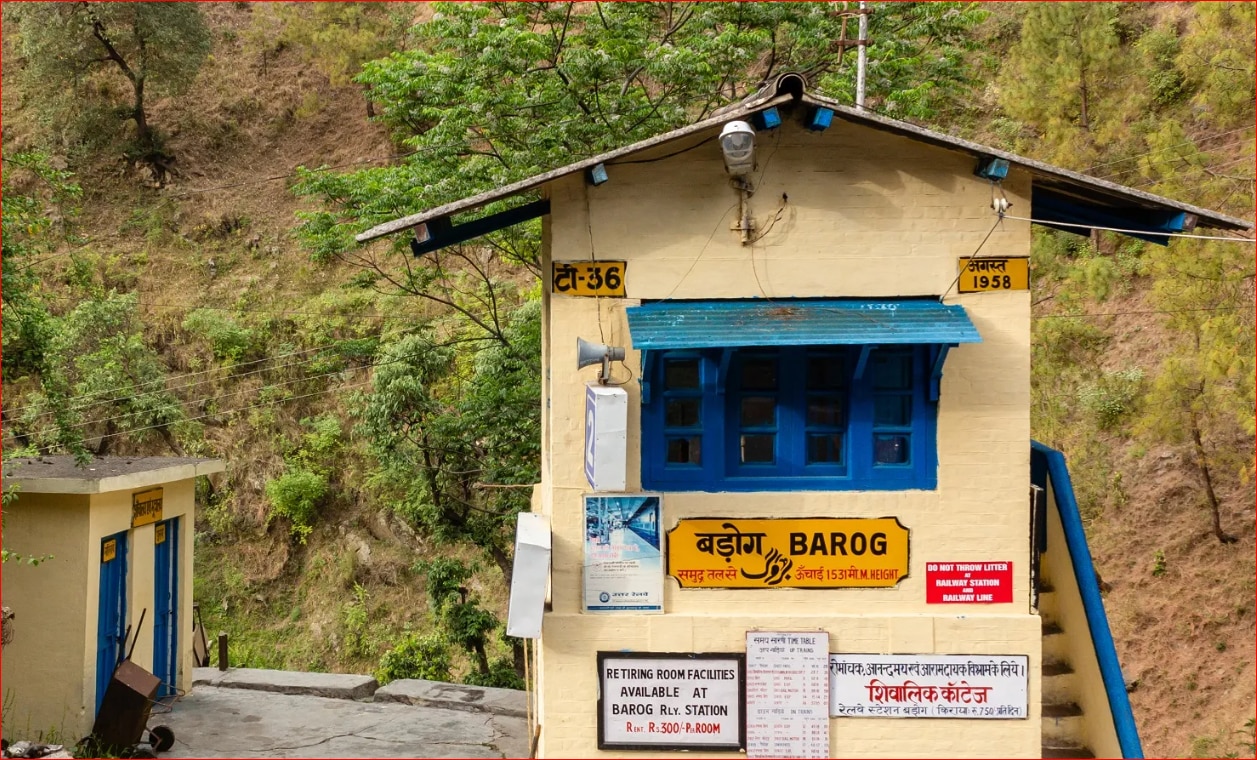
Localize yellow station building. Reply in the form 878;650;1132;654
357;75;1251;758
2;456;224;741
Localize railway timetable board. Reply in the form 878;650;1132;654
745;631;830;758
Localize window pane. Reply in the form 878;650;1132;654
664;359;700;389
874;395;911;427
873;354;912;390
741;358;778;391
874;434;910;465
667;436;702;464
807;355;846;390
666;398;701;427
807;433;843;464
807;395;845;427
741;396;776;427
740;434;775;463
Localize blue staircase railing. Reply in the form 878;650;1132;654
1031;441;1144;759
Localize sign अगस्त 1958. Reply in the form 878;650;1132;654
552;260;626;296
957;257;1029;293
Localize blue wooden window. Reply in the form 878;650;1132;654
642;345;937;492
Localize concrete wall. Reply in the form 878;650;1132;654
2;478;196;740
534;118;1039;757
2;493;91;740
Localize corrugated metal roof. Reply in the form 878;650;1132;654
355;74;1252;244
624;299;982;350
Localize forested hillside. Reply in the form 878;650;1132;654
2;3;1253;755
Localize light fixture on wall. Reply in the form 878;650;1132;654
577;337;626;385
719;120;756;177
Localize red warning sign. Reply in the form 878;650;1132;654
926;561;1013;604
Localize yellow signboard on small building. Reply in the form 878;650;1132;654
552;260;627;297
131;487;164;528
957;257;1029;293
667;518;909;588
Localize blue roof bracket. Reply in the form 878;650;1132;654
929;344;954;402
975;156;1009;181
717;348;733;397
809;107;834;131
757;107;782;130
639;349;654;405
854;345;874;382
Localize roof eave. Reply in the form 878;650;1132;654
801;92;1254;233
355;92;796;243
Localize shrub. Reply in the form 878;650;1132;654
182;309;256;363
1078;368;1145;430
375;631;452;685
264;467;328;542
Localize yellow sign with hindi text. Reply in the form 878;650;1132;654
667;517;909;588
131;487;164;528
957;257;1029;293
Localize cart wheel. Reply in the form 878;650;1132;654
149;726;175;753
129;745;157;759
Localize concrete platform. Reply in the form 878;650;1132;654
375;679;528;718
193;668;379;700
156;687;528;758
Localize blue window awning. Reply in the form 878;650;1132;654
625;299;981;350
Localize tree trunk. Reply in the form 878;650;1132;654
132;75;152;151
1189;409;1235;543
473;641;490;675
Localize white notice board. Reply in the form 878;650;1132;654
746;631;830;758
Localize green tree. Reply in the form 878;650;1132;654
1;152;87;458
3;2;210;169
276;2;416;117
998;2;1128;168
293;1;986;272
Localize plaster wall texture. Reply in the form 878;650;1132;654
2;478;197;740
1;493;92;739
532;119;1038;757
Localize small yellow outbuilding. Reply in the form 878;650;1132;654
2;456;223;742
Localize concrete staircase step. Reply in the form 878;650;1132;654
1042;702;1083;718
1041;744;1094;758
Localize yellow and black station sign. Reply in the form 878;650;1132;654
957;257;1029;293
155;523;167;545
552;260;626;297
667;517;909;588
102;539;118;563
131;487;164;528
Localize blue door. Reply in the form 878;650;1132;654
153;518;179;698
96;531;129;715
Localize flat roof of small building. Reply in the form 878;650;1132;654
3;456;226;494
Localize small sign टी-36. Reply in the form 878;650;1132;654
552;260;626;297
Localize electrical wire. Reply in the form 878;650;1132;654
82;380;375;444
20;336;478;442
4;343;345;418
1033;306;1248;320
937;214;1005;303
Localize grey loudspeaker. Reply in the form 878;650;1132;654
577;337;626;384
